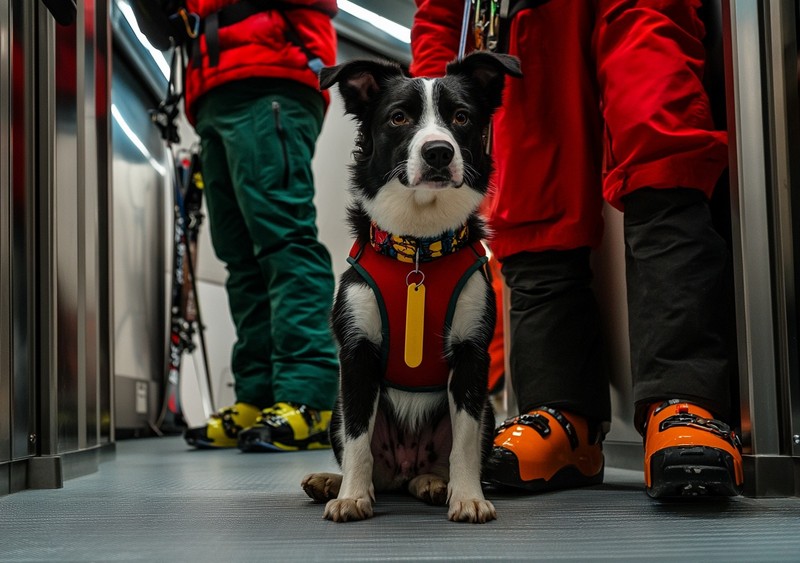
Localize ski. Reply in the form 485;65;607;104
158;149;214;433
151;44;215;434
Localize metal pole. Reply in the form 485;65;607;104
457;0;471;60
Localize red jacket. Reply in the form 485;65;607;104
184;0;337;124
411;1;727;260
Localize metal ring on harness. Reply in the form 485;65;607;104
406;269;425;287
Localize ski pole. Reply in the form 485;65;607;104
457;0;471;61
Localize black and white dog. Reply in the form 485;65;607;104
301;52;521;523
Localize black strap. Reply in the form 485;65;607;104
276;10;323;74
200;0;265;31
504;0;551;19
205;12;220;68
150;48;186;144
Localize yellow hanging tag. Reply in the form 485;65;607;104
405;282;425;368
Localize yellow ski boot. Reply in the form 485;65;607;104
184;403;261;449
237;402;332;452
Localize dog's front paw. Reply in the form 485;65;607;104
448;498;497;523
324;498;374;522
301;472;342;502
408;474;448;506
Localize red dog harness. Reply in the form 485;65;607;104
347;231;488;392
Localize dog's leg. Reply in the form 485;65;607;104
446;273;497;523
316;278;383;522
323;342;381;522
446;396;496;522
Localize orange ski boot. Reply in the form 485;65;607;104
644;400;743;498
483;407;604;492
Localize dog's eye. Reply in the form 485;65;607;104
390;111;409;126
453;110;470;125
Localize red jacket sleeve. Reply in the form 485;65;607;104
410;0;469;78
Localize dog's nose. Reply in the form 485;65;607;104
421;140;455;169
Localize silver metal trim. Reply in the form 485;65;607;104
723;0;782;456
0;0;11;466
38;3;59;456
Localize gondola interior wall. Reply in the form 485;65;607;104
1;0;114;495
109;0;171;436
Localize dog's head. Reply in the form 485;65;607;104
320;52;521;239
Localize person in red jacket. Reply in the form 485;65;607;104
179;0;340;452
411;0;744;498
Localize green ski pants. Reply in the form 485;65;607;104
195;80;338;411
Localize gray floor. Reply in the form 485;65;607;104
1;437;800;562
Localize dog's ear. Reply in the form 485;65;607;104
319;59;406;116
445;52;522;110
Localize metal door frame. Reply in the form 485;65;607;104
0;0;40;497
724;0;800;496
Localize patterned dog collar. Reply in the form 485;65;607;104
369;222;470;263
